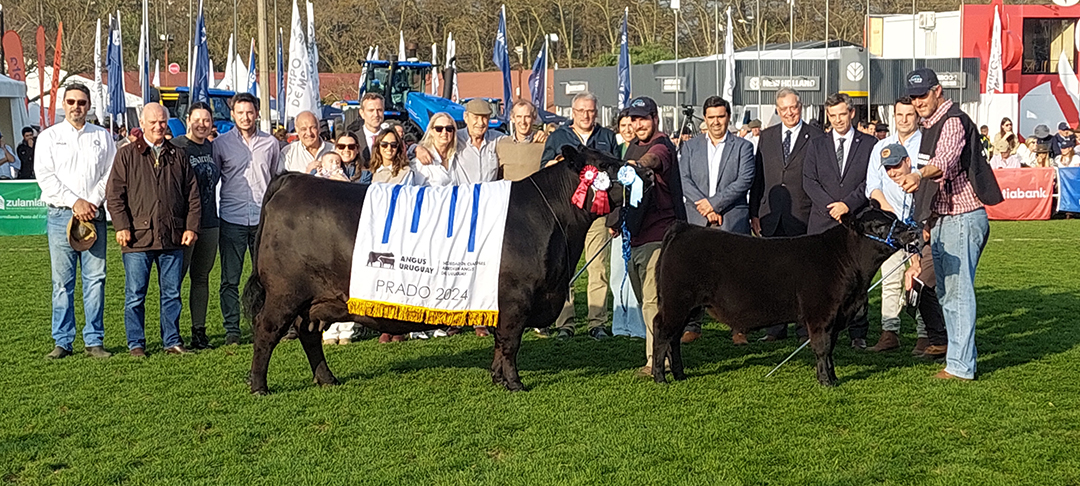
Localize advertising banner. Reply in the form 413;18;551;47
985;168;1055;221
0;182;47;236
1057;167;1080;213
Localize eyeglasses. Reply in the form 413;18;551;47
65;99;89;107
432;125;456;133
379;141;400;149
336;143;358;150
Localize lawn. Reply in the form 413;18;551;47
1;220;1078;485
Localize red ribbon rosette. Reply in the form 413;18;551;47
590;171;611;215
571;165;599;209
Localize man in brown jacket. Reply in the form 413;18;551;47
106;103;201;357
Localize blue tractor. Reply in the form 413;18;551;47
155;86;237;137
355;60;503;139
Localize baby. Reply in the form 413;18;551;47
310;152;349;181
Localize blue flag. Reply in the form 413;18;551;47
191;0;210;104
105;13;126;123
492;5;512;121
1059;167;1080;213
617;7;631;110
276;28;285;126
247;38;258;96
528;42;546;111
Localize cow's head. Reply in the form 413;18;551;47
845;200;921;252
560;145;652;211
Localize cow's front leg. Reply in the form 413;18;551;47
807;319;839;387
491;318;526;392
297;316;339;387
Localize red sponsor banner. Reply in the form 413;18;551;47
35;26;45;127
47;22;63;127
3;31;26;84
985;168;1056;221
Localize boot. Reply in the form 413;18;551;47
190;328;211;350
911;337;930;356
869;331;900;352
922;345;947;360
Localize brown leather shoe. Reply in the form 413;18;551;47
634;365;653;378
681;331;702;344
390;334;407;342
911;337;930;356
933;369;973;381
731;333;748;346
85;346;112;358
165;345;193;355
869;331;900;352
130;347;147;358
378;333;392;343
46;346;72;359
474;326;490;337
922;345;947;359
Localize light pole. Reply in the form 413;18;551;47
547;33;559;70
672;0;681;134
515;45;524;99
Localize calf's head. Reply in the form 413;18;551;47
845;200;921;253
560;145;652;211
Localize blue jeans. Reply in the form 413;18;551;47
47;207;107;351
122;249;185;350
930;208;989;379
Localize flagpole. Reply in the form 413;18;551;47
715;3;720;96
959;0;964;104
673;2;680;134
867;0;872;122
912;0;916;71
825;0;829;98
756;0;761;107
258;0;270;130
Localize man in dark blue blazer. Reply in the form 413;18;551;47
679;96;755;233
677;95;755;344
802;92;875;348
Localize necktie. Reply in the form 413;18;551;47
836;138;846;173
783;130;792;162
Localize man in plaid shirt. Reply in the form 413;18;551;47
896;68;993;381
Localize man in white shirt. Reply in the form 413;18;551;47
676;95;755;344
865;96;925;353
743;119;761;153
282;111;333;172
35;83;117;359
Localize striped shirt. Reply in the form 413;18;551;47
921;99;982;215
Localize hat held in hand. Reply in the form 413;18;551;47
67;216;97;252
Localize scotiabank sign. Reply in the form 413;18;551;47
985;168;1055;221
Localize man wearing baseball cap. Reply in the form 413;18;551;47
895;67;1002;380
622;96;686;377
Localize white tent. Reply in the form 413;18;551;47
0;75;31;142
25;68;143;125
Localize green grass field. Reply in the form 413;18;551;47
1;221;1079;485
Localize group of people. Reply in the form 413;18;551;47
38;67;994;382
980;117;1080;168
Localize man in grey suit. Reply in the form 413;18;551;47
677;95;755;344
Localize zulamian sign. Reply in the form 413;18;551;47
745;76;821;91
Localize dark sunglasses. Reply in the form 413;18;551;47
432;125;456;133
379;141;400;149
336;143;358;150
65;99;89;107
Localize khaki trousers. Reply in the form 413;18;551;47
555;218;611;332
627;242;662;367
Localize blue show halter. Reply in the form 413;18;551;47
863;194;919;252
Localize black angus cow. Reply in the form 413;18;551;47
652;201;919;386
242;146;642;394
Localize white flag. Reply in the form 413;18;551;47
431;43;439;96
723;7;736;101
285;0;314;119
217;34;235;90
359;46;372;96
152;60;160;87
306;0;321;115
398;31;406;62
985;6;1004;94
93;19;106;123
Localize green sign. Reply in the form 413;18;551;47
0;181;47;236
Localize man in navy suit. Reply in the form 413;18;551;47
677;96;755;344
751;88;824;341
802;92;875;348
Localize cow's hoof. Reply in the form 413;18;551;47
672;371;687;381
503;381;525;392
314;377;340;387
251;388;270;396
818;378;838;387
